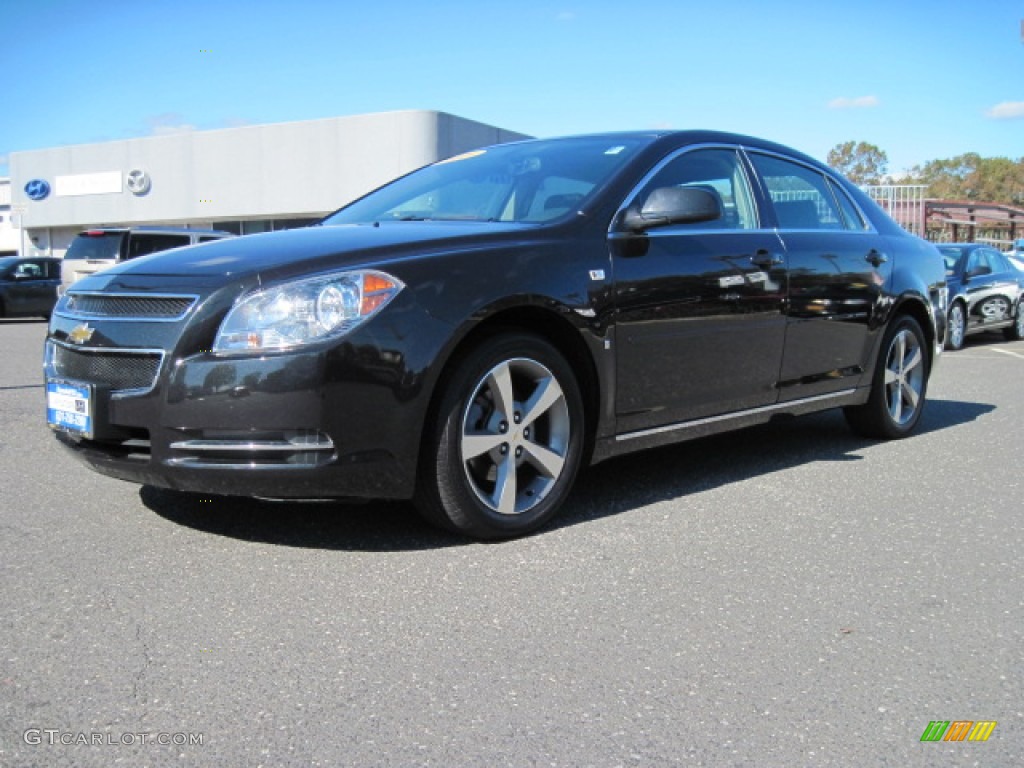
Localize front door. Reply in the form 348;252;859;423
612;147;788;434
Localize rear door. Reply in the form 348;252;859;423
746;152;892;400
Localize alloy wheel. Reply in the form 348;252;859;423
884;328;925;427
460;357;571;516
947;304;965;349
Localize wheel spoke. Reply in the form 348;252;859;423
904;378;921;410
493;455;518;514
461;432;505;461
523;441;565;479
903;345;923;375
889;381;903;422
521;375;564;428
486;363;515;421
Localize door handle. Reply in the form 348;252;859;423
866;249;888;267
751;249;783;268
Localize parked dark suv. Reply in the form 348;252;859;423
45;131;947;539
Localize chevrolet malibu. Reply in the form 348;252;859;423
45;131;947;539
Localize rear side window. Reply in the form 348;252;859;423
827;178;868;230
750;154;845;231
66;232;125;261
126;234;190;260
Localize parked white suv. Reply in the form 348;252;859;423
61;226;233;293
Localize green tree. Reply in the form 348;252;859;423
898;154;1024;204
826;141;889;185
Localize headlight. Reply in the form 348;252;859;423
214;270;403;354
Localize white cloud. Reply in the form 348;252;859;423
827;95;880;109
145;113;197;135
985;101;1024;120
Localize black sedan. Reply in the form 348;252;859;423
0;256;62;319
937;243;1024;350
44;131;947;539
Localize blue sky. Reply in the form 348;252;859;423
2;0;1022;178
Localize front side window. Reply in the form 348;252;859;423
14;261;45;279
631;147;758;230
323;137;647;225
750;154;845;231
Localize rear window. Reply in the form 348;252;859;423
125;234;190;260
66;232;126;261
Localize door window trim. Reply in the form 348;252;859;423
610;143;763;235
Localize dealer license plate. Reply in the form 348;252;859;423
46;379;94;438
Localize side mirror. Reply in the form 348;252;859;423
621;186;722;233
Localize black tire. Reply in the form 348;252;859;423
1003;301;1024;341
415;333;585;540
945;302;966;350
845;314;929;440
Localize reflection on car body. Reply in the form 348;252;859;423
938;242;1024;349
45;130;947;539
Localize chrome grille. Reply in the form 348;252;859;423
63;292;197;321
48;342;163;393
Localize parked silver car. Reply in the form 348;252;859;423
61;227;233;293
938;243;1024;349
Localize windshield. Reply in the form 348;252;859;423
323;136;647;226
0;256;18;276
65;232;125;261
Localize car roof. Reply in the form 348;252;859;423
76;226;232;236
508;129;826;167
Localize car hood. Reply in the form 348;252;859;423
100;222;538;283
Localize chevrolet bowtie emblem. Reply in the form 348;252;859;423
68;323;95;345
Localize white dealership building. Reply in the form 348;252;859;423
7;110;529;258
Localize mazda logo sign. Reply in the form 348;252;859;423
25;179;51;201
126;169;151;196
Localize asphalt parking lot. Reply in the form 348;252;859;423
1;317;1021;767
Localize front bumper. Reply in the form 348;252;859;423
45;286;447;501
48;343;424;499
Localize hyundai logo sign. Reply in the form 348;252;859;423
25;179;51;201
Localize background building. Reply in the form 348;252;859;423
0;179;19;255
9;110;529;258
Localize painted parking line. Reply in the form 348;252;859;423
992;347;1024;360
